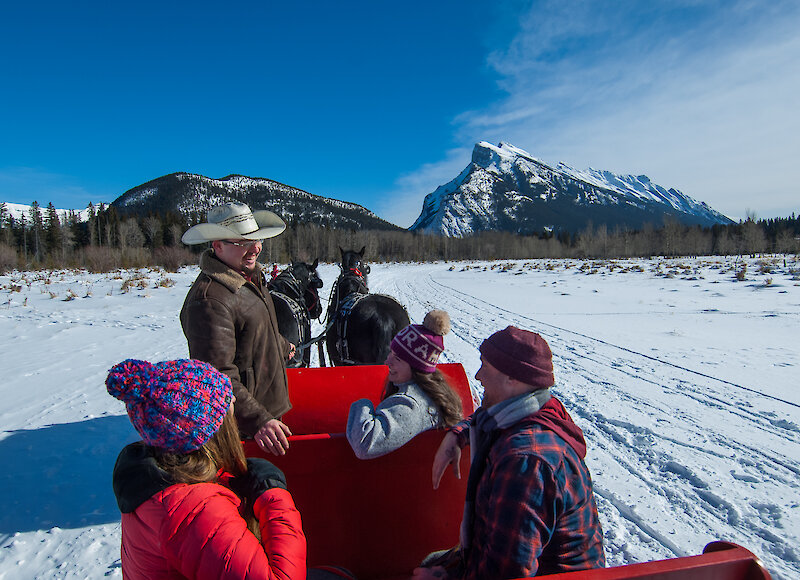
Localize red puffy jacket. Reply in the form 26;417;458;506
114;444;306;580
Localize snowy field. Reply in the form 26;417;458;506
0;255;798;579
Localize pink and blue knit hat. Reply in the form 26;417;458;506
106;359;233;453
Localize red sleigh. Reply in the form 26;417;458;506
245;363;772;580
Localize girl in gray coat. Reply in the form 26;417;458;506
347;310;463;459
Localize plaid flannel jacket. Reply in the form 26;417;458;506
452;408;605;578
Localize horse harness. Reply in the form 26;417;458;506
267;270;304;300
270;290;309;327
333;291;370;364
268;270;314;357
339;267;369;295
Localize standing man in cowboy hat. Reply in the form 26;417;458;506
415;326;605;579
180;202;295;456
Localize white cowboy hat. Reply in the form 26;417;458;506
181;202;286;245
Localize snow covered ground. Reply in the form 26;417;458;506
0;255;798;579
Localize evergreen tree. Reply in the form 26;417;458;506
17;214;28;261
45;202;62;257
87;203;98;246
28;202;44;262
0;203;11;245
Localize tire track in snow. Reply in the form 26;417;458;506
427;273;800;471
424;275;800;443
430;277;800;410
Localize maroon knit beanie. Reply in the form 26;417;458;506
479;326;554;389
391;310;450;373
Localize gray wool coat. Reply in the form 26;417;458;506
346;381;441;459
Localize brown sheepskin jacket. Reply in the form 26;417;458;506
180;249;291;437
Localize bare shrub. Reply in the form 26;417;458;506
757;260;775;274
121;248;151;269
0;244;18;274
80;246;122;273
120;273;148;294
153;246;196;272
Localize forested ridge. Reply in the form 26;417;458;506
1;201;798;273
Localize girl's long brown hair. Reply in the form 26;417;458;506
383;368;464;427
153;409;261;538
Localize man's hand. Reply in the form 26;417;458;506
432;431;462;489
412;565;448;579
255;419;292;456
286;343;296;360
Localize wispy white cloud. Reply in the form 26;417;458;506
462;0;800;220
385;0;800;226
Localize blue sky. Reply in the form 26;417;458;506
2;0;798;227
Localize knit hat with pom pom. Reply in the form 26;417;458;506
390;310;451;373
106;359;233;453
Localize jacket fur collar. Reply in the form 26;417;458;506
199;249;263;293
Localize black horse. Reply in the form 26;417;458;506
325;247;410;366
268;260;323;367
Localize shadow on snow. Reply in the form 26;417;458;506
0;414;135;535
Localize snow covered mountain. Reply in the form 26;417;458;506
112;173;401;231
410;142;734;237
1;202;100;224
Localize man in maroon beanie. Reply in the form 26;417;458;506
415;326;605;579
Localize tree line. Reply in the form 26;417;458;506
1;201;798;274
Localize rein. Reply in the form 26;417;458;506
304;287;321;316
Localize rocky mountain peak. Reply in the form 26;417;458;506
410;142;732;237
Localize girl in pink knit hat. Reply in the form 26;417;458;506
346;310;464;459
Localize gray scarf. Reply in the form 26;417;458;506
460;388;552;550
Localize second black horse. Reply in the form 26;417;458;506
325;247;410;366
